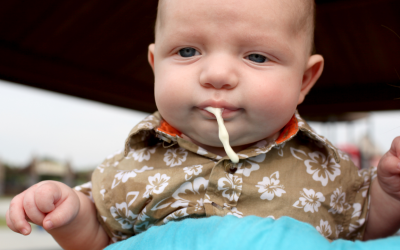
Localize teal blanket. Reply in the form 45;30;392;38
105;216;400;250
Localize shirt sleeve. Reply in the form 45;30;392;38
91;150;134;243
73;149;133;242
344;166;377;240
74;181;94;202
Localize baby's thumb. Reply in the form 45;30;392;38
378;137;400;176
42;197;80;230
389;136;400;158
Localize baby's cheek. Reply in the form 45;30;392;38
247;90;298;131
246;88;283;113
154;76;184;109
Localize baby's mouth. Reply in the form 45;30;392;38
200;107;240;119
204;107;239;163
198;100;240;117
203;107;224;117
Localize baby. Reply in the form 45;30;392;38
6;0;400;249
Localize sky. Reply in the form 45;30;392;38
0;79;399;171
0;80;149;170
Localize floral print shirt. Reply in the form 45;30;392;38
75;111;375;242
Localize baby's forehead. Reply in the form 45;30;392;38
157;0;311;25
155;0;314;53
156;0;313;35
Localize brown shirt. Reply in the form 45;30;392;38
75;111;375;242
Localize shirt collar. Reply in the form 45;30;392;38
124;111;339;163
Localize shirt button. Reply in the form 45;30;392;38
224;160;237;174
229;167;237;174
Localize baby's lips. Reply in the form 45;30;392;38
197;99;239;111
201;107;241;121
204;107;224;116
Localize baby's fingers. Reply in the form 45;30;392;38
34;181;62;214
5;209;19;233
39;184;80;230
6;192;32;235
23;186;46;226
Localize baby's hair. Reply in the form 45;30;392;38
154;0;165;38
154;0;316;55
286;0;316;55
304;0;317;54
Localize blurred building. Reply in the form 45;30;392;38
338;135;382;170
0;157;92;196
24;157;75;187
358;135;382;168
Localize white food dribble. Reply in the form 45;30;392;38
204;107;239;163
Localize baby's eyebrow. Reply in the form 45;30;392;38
240;34;294;58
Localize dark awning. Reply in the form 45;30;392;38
0;0;399;120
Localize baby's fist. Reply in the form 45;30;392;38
377;136;400;200
6;181;80;235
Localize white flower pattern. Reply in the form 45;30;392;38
128;146;157;162
336;224;344;238
194;198;205;211
236;154;265;177
358;169;374;198
225;204;243;218
164;148;188;167
110;202;138;229
290;148;341;186
183;165;203;180
347;203;365;236
143;173;171;198
316;219;332;238
111;166;154;189
256;171;286;200
218;174;243;202
328;187;350;214
163;208;189;223
171;177;209;209
293;188;325;213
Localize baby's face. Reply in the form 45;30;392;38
149;0;322;152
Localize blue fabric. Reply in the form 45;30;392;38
104;216;400;250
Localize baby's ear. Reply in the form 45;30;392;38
298;54;324;105
148;43;156;72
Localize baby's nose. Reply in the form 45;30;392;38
199;55;239;89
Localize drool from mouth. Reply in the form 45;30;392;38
204;107;239;163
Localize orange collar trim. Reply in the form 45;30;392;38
275;115;299;144
157;115;299;144
157;120;182;137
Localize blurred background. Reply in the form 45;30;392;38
0;0;399;249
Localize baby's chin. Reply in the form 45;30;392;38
181;133;222;147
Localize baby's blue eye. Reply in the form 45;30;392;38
247;54;268;63
178;47;199;57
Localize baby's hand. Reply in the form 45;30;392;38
377;136;400;201
6;181;80;235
